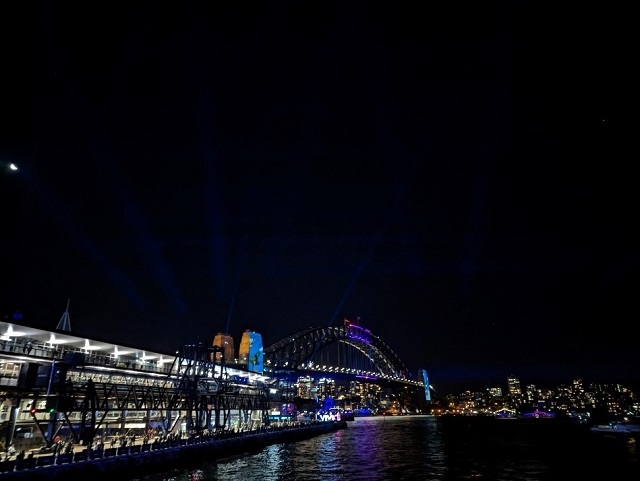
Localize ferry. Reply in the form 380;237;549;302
590;420;640;434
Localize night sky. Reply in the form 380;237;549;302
1;2;636;394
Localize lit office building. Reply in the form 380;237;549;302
507;375;522;396
488;387;503;397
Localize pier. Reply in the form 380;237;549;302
0;420;347;479
0;321;277;456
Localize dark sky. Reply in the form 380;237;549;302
1;2;636;394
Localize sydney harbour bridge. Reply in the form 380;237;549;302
0;318;429;449
264;318;419;385
263;318;430;419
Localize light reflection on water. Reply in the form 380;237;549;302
131;415;639;481
200;417;447;480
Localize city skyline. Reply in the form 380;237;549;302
1;2;636;396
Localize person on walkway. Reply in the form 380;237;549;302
6;444;16;460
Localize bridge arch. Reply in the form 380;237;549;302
263;319;408;379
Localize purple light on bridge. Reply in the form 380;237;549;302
355;375;378;381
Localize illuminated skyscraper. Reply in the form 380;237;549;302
507;374;522;396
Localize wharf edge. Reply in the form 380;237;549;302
0;420;348;480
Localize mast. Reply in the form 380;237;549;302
56;299;71;331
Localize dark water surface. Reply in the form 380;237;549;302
130;415;639;480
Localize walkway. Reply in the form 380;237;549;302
0;421;346;478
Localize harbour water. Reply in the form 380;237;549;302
129;415;639;480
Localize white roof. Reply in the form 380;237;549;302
0;320;272;382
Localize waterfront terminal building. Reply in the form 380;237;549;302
0;320;276;453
